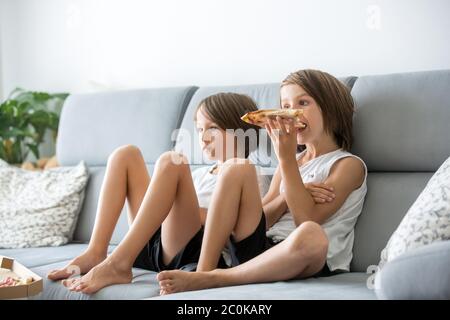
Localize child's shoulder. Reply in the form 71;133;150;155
334;151;367;172
333;155;365;173
329;153;367;189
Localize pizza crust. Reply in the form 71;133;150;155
241;109;305;127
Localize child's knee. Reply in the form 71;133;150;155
288;222;328;256
223;157;253;166
157;151;188;168
109;144;142;163
220;158;256;179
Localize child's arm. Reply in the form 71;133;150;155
267;117;363;226
264;194;288;229
305;183;336;204
280;156;364;225
262;166;337;229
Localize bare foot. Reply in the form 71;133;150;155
47;250;106;281
157;270;220;295
67;258;133;294
62;277;79;288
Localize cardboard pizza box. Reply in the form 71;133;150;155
0;256;43;299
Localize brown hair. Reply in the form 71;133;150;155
194;92;261;158
281;69;355;151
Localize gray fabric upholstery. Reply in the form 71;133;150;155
351;70;450;172
57;87;198;166
0;245;375;300
3;245;374;300
375;240;450;299
0;244;115;268
30;259;160;300
349;69;450;273
351;172;432;271
153;272;376;300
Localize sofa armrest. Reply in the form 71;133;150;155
375;240;450;300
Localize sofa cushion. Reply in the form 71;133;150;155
350;69;450;272
0;244;115;268
351;172;431;272
1;244;375;300
375;240;450;300
29;260;159;300
379;156;450;264
351;69;450;172
153;272;376;300
29;259;375;300
57;86;198;167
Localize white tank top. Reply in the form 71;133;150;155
192;164;271;209
266;148;368;272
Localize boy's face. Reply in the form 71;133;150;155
280;84;324;146
195;107;235;162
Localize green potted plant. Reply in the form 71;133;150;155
0;88;69;166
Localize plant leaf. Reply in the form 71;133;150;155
0;143;6;161
26;143;40;160
1;89;68;163
11;139;23;163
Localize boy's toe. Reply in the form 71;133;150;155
157;271;171;281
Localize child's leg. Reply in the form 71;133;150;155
197;159;263;271
48;145;150;280
68;151;202;294
158;221;328;294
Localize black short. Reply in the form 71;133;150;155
133;226;205;272
132;213;270;272
227;212;273;267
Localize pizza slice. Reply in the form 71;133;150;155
0;276;34;287
241;109;305;128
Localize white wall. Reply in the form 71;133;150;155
1;0;449;95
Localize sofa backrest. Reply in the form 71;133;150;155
349;70;450;271
57;86;197;243
57;87;197;166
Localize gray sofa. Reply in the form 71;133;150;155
1;69;449;300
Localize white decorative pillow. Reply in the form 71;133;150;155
378;156;450;267
0;159;89;248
